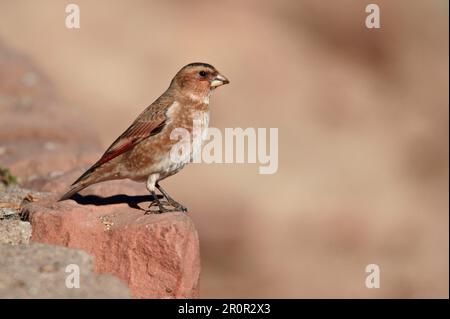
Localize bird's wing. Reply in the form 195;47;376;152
71;99;170;186
97;115;167;166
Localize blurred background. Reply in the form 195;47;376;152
0;0;448;298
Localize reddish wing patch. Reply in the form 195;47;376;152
97;140;137;166
98;118;166;166
71;117;166;186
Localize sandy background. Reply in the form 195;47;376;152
0;0;448;297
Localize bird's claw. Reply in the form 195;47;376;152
164;200;188;213
174;204;188;213
145;200;187;214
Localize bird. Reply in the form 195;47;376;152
59;62;229;213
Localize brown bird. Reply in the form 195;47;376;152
59;63;229;213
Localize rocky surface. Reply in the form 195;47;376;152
0;184;46;245
0;179;138;298
0;243;130;298
22;170;200;299
0;220;31;245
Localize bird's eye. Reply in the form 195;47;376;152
199;71;207;77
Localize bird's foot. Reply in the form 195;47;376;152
145;200;187;214
163;199;188;213
155;183;188;212
145;200;168;214
171;203;188;213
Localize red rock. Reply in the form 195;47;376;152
22;171;201;298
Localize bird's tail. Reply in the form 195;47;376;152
58;182;90;201
58;160;101;201
58;158;118;201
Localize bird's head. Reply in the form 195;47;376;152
171;63;229;102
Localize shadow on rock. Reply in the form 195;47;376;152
71;193;162;210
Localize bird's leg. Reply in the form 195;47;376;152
146;190;170;214
156;183;188;212
145;173;170;214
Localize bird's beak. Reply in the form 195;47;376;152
211;74;230;88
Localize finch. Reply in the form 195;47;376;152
59;63;229;213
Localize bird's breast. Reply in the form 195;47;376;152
190;110;210;160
